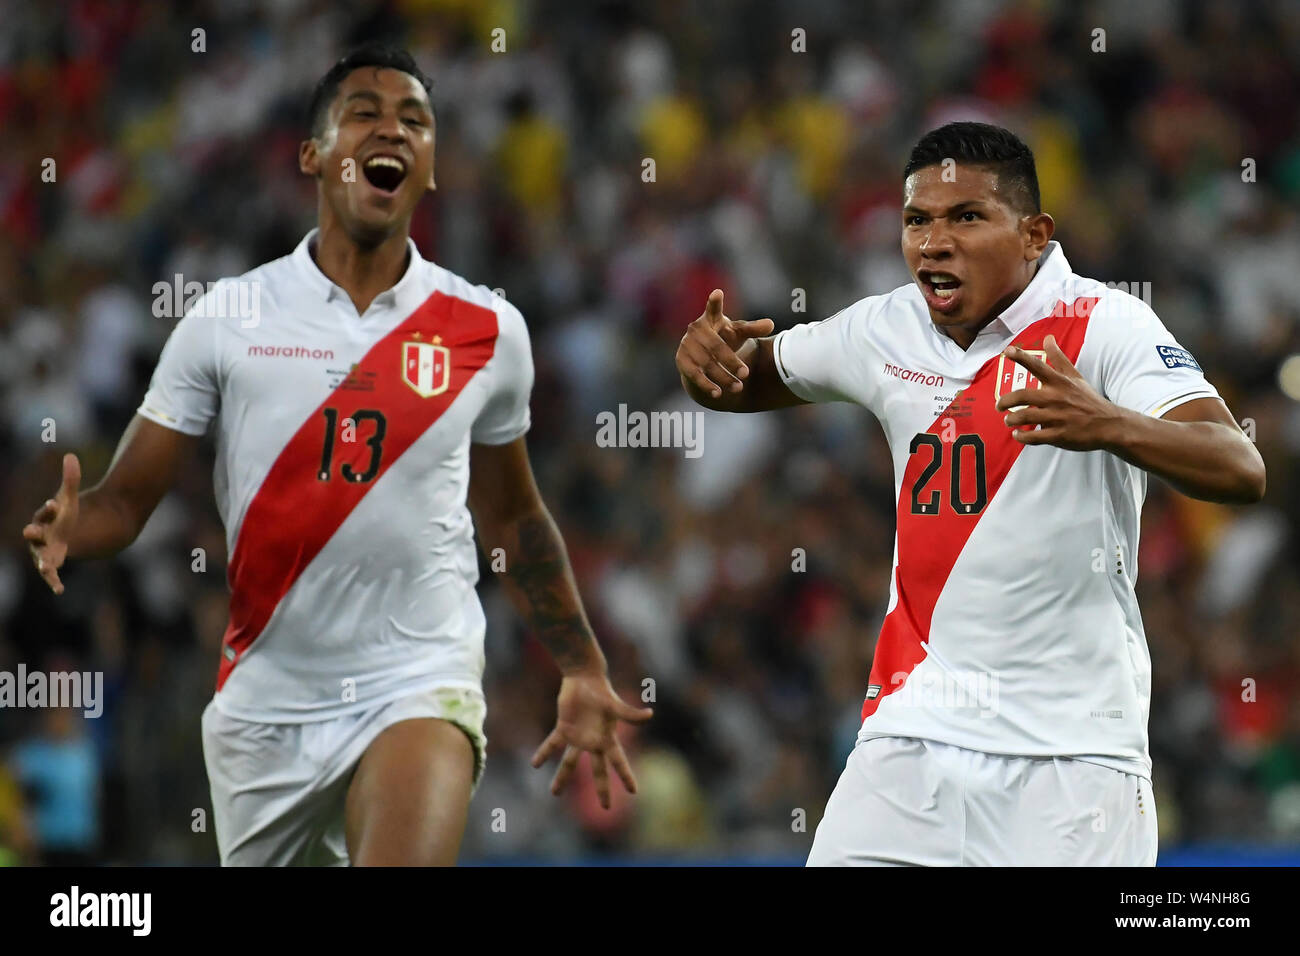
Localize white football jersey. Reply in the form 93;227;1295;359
138;229;533;722
772;241;1219;779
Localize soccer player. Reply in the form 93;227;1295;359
675;122;1265;866
22;44;652;866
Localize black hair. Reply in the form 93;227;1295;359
903;121;1040;216
306;43;435;139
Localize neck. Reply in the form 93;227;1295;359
941;318;992;352
940;256;1043;351
312;213;411;314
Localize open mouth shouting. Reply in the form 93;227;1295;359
361;153;408;196
918;269;964;313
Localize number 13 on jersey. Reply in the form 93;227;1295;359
317;408;388;483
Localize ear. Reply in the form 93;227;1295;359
1023;212;1055;260
299;138;320;178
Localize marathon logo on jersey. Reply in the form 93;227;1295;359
247;345;335;360
994;349;1045;411
1156;344;1202;372
402;337;450;398
882;363;944;387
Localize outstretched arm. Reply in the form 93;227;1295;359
676;289;808;412
468;437;652;807
22;415;197;593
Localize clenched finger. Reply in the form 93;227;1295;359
688;325;747;379
1011;426;1063;445
1002;407;1051;429
682;365;726;399
708;340;751;382
682;340;743;393
996;388;1052;412
702;356;744;393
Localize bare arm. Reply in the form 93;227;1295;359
467;437;605;674
22;415;197;592
468;436;652;806
998;339;1266;505
676;289;809;412
1108;397;1265;504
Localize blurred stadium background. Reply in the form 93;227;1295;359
1;0;1299;866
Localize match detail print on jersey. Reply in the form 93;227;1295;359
217;292;499;690
861;297;1098;721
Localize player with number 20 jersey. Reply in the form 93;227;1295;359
675;121;1265;866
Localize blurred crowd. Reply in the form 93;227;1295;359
1;0;1299;864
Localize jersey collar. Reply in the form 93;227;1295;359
292;228;423;308
990;239;1072;336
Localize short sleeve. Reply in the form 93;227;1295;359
137;296;221;436
1095;297;1220;419
772;300;876;406
471;302;534;445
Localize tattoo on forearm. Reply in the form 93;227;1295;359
503;512;598;671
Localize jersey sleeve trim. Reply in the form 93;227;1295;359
470;421;529;446
1148;388;1220;419
136;403;209;436
773;331;817;403
468;300;533;444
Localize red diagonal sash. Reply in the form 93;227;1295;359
216;291;499;690
862;298;1097;720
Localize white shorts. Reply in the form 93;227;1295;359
201;684;487;866
807;736;1158;866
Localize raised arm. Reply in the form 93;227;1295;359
22;415;198;593
676;289;808;412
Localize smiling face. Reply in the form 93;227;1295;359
901;164;1053;346
299;66;436;247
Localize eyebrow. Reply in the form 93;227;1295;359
342;91;432;113
902;200;990;216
